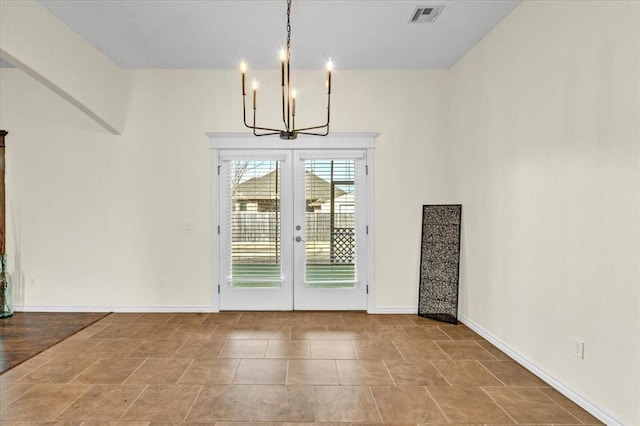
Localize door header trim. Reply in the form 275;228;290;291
208;132;378;150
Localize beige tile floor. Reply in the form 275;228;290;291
0;312;603;425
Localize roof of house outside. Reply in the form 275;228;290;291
234;170;346;202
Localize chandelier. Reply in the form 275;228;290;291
240;0;332;140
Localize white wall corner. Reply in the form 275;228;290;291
458;313;624;426
0;0;129;135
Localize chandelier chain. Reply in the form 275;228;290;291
286;0;291;55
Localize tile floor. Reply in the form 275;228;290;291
0;312;603;425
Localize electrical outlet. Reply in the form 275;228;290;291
572;339;584;359
159;278;166;288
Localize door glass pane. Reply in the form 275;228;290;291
228;160;281;287
304;160;357;288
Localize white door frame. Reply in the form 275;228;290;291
209;132;377;312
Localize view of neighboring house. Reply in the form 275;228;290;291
320;193;354;214
234;169;347;213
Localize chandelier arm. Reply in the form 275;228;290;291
252;104;283;133
242;94;252;129
294;124;329;133
281;78;287;130
293;92;330;133
297;128;330;137
253;130;281;137
243;95;281;132
248;123;284;132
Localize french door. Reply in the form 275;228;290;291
217;148;368;310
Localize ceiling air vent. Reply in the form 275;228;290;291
409;5;445;24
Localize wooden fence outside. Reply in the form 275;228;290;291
232;212;355;242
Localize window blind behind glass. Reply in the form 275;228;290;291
227;160;282;287
304;159;357;287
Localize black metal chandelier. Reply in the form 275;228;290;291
240;0;332;140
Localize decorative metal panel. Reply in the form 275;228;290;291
418;205;461;324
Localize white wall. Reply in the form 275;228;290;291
0;67;448;311
447;1;639;424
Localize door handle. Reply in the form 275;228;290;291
295;236;305;242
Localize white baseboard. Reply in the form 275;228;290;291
16;305;417;314
458;313;622;426
14;305;219;313
368;306;418;314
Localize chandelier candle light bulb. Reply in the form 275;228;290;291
291;88;297;129
240;0;332;140
280;49;286;87
327;60;333;94
240;61;247;95
252;80;258;109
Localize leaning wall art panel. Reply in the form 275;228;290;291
418;204;461;324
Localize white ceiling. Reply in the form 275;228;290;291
32;0;521;70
